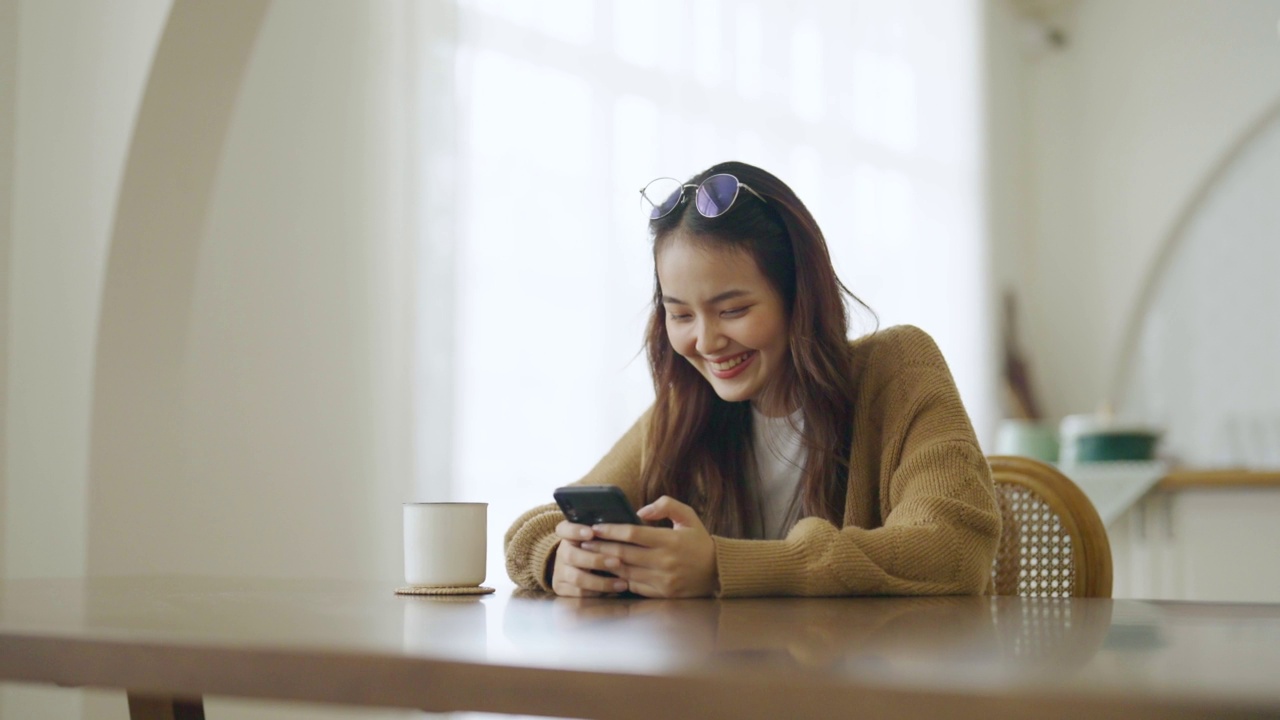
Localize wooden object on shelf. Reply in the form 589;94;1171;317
1000;291;1042;420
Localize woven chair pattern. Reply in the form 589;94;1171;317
992;485;1076;597
988;455;1113;598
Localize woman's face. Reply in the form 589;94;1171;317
656;235;792;416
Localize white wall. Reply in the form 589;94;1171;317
84;0;413;584
1001;0;1280;421
0;0;423;581
3;0;170;581
170;0;414;581
983;0;1033;419
2;1;422;718
0;0;16;592
2;3;172;717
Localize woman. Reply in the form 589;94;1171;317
505;161;1000;598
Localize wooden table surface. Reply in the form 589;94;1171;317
2;577;1279;719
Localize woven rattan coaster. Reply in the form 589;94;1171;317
395;585;495;596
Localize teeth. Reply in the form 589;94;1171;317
711;353;751;371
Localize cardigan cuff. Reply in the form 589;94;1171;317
504;506;565;593
714;536;809;598
529;532;562;592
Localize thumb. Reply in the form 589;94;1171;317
638;496;703;529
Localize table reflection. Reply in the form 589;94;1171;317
402;595;488;656
498;592;1113;686
5;578;1280;718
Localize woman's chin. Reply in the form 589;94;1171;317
707;381;757;406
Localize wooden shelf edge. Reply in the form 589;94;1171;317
1157;469;1280;491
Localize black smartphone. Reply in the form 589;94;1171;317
553;485;642;526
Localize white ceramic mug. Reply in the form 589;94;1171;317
403;502;487;587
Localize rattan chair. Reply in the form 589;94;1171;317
988;455;1113;598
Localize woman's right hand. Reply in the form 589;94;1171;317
550;521;631;597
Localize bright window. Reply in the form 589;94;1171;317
428;0;991;574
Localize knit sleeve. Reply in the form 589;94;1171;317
503;409;650;591
714;327;1001;597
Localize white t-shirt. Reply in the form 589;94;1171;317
751;407;807;540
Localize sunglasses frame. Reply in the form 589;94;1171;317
640;173;765;221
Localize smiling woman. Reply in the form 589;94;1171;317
504;161;1000;600
443;3;992;583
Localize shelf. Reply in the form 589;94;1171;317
1057;461;1168;526
1158;469;1280;490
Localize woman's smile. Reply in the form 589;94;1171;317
706;350;757;378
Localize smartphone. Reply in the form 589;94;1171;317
553;485;642;526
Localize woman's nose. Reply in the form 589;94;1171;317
695;318;727;356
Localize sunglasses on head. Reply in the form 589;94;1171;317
640;173;765;221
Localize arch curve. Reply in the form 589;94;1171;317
1108;94;1280;408
87;0;270;572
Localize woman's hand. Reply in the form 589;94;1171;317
550;521;631;597
583;496;718;598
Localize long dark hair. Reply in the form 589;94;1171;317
638;160;873;538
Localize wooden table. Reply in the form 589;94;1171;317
2;577;1279;719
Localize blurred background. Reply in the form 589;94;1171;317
2;0;1279;718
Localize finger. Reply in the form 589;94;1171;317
556;520;595;541
552;550;598;598
580;540;658;569
613;564;661;587
564;565;630;595
561;542;621;573
590;523;669;547
637;495;703;529
620;578;662;598
551;581;601;598
613;566;693;599
602;563;652;588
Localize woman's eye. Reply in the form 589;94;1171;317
721;307;748;318
667;312;692;322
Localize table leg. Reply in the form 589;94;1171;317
126;693;206;720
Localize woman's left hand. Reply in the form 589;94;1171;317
582;496;718;598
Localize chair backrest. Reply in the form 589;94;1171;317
988;455;1113;598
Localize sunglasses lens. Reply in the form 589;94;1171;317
642;178;684;220
696;174;741;217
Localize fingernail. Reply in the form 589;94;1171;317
604;557;620;569
580;542;596;551
579;528;592;539
613;581;628;592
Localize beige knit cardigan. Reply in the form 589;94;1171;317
504;325;1001;597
